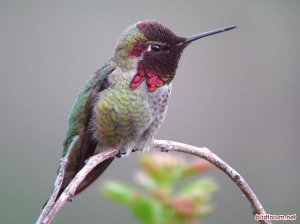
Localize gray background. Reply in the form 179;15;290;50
0;1;299;224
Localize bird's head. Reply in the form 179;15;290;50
114;20;236;92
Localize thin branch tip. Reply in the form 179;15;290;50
152;139;271;224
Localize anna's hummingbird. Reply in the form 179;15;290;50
40;20;235;216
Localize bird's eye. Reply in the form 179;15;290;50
150;44;161;52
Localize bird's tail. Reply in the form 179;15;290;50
36;156;114;224
75;156;114;195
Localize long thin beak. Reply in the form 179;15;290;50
177;25;237;46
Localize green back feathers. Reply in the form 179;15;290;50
62;61;115;156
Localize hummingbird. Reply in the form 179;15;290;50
39;20;236;220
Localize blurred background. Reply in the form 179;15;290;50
0;1;299;223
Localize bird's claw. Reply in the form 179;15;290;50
115;149;127;158
161;145;171;152
160;142;172;152
115;151;122;158
131;148;142;153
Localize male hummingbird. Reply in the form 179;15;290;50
40;20;235;216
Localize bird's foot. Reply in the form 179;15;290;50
131;148;142;153
160;144;172;153
115;148;128;158
115;151;122;158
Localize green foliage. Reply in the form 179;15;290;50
101;153;218;224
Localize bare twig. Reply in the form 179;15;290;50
40;140;271;224
37;135;82;223
36;159;66;224
39;148;119;224
152;139;271;224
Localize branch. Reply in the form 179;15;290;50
152;140;271;224
40;140;271;224
39;148;119;224
36;159;66;224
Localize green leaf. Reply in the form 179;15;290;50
135;171;158;191
101;181;135;204
179;178;218;203
140;153;187;189
129;197;164;223
195;204;214;217
101;153;219;223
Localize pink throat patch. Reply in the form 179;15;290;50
130;65;164;92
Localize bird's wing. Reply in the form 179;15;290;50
39;60;116;219
60;59;116;194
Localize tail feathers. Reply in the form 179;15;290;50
51;156;114;202
75;157;114;195
37;157;114;224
